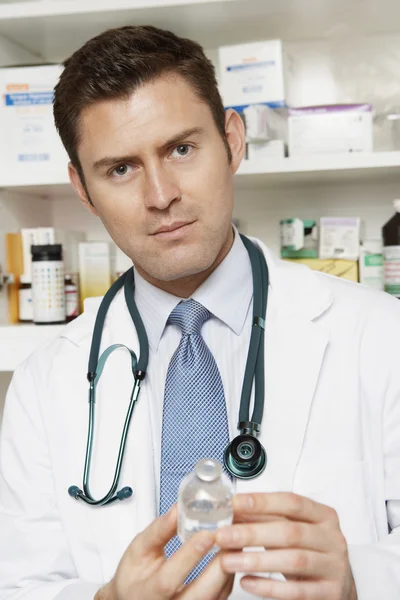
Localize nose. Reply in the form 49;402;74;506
143;163;181;211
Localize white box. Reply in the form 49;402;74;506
319;217;362;261
78;242;116;307
0;65;69;184
288;104;373;156
218;40;286;111
359;240;384;290
247;139;285;161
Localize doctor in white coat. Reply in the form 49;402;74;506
1;24;400;600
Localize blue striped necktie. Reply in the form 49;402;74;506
159;299;230;582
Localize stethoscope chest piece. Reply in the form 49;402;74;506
224;423;267;479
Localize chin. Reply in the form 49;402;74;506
149;261;211;282
147;248;217;282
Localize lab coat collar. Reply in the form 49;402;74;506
61;237;333;350
133;225;253;352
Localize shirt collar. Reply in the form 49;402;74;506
134;226;253;351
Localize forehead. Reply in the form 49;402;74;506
77;73;213;157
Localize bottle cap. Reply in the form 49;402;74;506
19;274;31;285
195;459;222;482
393;199;400;213
31;244;63;262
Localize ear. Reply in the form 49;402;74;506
68;162;98;216
224;109;246;174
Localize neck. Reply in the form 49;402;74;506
136;228;234;298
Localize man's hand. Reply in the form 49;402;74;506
95;504;234;600
215;492;357;600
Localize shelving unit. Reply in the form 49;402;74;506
1;0;400;62
2;152;400;197
1;0;400;373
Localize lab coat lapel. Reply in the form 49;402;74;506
63;291;157;583
235;243;332;497
232;245;332;600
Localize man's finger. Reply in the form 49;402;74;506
155;530;215;594
233;514;287;524
233;493;337;524
134;505;178;555
216;572;235;600
220;548;335;578
216;521;331;552
239;576;332;599
178;552;232;600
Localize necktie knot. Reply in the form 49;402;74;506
168;299;210;335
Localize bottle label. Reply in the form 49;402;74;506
18;288;33;321
383;246;400;296
364;254;383;267
65;288;79;318
32;261;65;323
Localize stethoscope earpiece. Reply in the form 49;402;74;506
68;485;83;499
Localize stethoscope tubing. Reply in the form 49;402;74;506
69;235;269;506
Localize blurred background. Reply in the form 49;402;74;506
2;0;400;414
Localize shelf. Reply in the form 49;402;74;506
235;151;400;189
0;323;66;371
2;152;400;197
1;0;400;62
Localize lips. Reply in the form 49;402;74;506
152;221;192;235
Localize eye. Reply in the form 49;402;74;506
171;144;192;158
112;164;131;177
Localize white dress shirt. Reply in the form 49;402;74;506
134;227;254;507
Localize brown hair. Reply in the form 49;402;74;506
53;25;232;183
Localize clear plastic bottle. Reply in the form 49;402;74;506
178;459;234;547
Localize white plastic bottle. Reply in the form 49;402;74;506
383;199;400;298
31;244;66;324
178;459;234;547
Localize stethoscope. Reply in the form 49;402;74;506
68;234;269;507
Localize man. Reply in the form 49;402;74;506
1;24;400;600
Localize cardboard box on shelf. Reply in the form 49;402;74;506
288;104;373;156
0;64;68;184
319;217;362;261
280;218;318;258
284;257;359;283
78;242;116;312
247;139;285;161
218;40;287;116
6;233;24;324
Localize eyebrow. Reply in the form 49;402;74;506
92;127;205;171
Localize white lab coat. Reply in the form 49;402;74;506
1;240;400;600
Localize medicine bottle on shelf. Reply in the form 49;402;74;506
383;199;400;299
18;275;33;322
31;244;66;325
178;459;234;547
65;274;79;322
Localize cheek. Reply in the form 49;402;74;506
87;180;144;226
185;150;232;215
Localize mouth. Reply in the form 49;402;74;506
151;221;195;239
